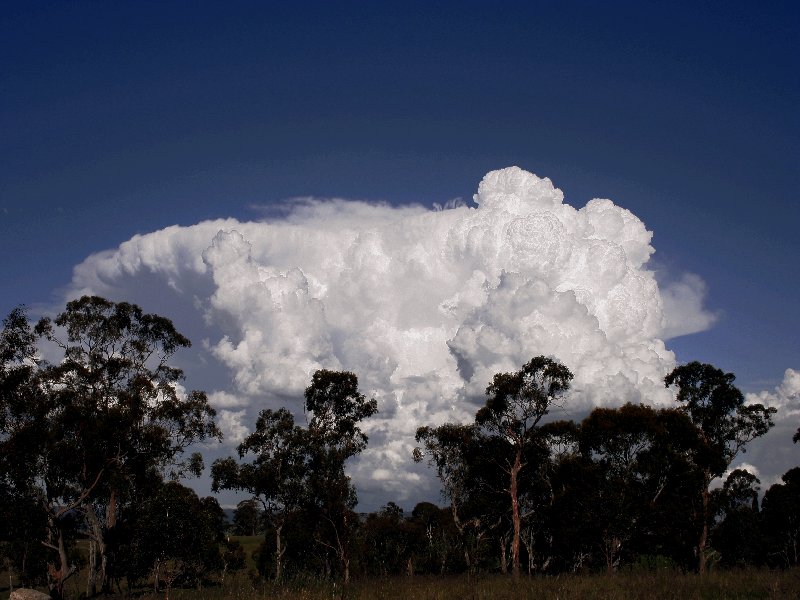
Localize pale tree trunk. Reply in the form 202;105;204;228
103;488;116;593
153;558;160;593
46;521;77;600
338;512;351;585
84;489;117;597
274;523;285;581
84;508;107;597
510;449;522;579
522;529;535;575
86;538;97;597
602;532;620;574
697;469;711;575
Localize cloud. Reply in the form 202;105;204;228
711;462;762;490
746;368;800;414
660;273;719;339
217;410;249;446
66;166;722;506
208;391;249;409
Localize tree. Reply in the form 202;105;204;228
578;404;661;572
303;370;377;584
214;370;376;584
414;423;501;574
760;468;800;567
664;361;775;574
360;503;417;577
576;404;705;571
0;307;49;588
0;297;220;597
127;482;225;593
476;356;573;579
212;408;307;580
711;469;763;567
232;499;263;536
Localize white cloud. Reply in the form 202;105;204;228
218;409;248;446
660;273;719;339
207;390;249;409
711;462;762;490
746;368;800;414
66;166;724;504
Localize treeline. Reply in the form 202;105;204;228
1;297;799;599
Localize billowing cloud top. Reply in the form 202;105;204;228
69;167;720;503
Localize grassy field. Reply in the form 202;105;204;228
4;570;800;600
2;537;799;600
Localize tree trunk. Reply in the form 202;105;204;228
698;470;711;575
510;449;522;579
274;523;284;581
102;488;117;593
522;530;534;576
47;522;76;600
500;538;507;574
153;559;160;592
84;508;107;597
86;539;97;597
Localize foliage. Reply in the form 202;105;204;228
125;481;225;589
760;467;800;567
213;369;377;584
665;361;776;574
5;297;800;592
232;499;263;537
0;297;220;597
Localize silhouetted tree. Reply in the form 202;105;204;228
303;369;377;584
232;499;263;536
0;298;220;597
665;361;775;574
711;469;763;567
360;503;417;576
761;467;800;567
214;370;376;584
128;481;225;592
476;356;573;579
212;408;307;580
415;423;502;574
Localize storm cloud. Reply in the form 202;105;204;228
68;167;728;503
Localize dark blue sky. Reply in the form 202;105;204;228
1;1;798;391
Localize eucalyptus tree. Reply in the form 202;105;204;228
232;498;263;536
212;408;307;581
1;297;220;597
577;403;702;571
0;307;50;587
476;356;573;579
760;467;800;567
710;469;763;567
415;422;506;574
303;369;377;584
127;481;226;591
665;361;775;574
214;369;376;583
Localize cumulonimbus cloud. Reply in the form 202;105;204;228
68;167;725;503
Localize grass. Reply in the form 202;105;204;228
2;540;799;600
130;570;800;600
5;570;800;600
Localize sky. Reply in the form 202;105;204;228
1;1;798;510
